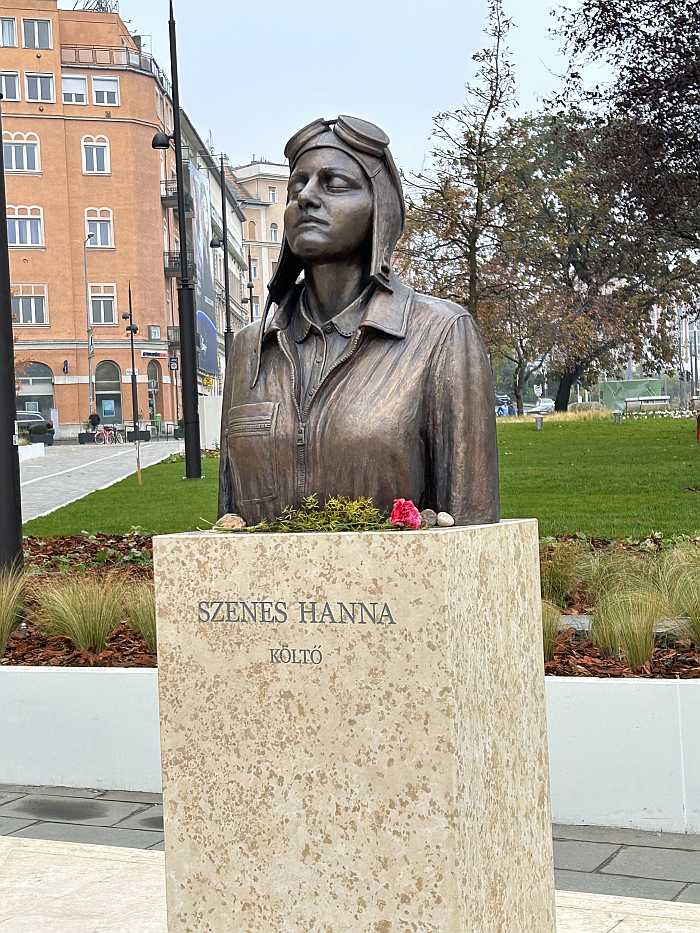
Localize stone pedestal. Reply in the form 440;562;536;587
153;520;555;932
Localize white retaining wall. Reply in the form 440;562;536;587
2;668;699;832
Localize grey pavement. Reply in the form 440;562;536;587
2;785;700;902
20;440;182;522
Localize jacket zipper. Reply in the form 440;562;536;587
278;333;307;502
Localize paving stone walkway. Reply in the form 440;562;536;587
20;440;182;521
1;785;700;904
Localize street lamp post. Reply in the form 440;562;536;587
0;93;23;570
122;282;142;485
83;232;95;417
151;0;201;480
247;247;256;323
218;154;232;361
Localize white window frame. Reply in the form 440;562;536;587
82;135;110;175
268;186;277;204
89;283;117;326
11;284;48;325
250;258;258;280
25;72;55;104
1;17;17;48
270;223;279;243
85;208;114;249
7;206;44;248
22;17;52;50
92;76;120;107
62;74;87;105
3;132;40;173
0;72;20;102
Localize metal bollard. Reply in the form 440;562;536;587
613;410;622;424
534;415;544;431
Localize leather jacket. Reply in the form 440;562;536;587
218;275;500;526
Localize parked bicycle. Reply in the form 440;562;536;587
94;424;125;445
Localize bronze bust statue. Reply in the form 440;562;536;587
218;115;499;526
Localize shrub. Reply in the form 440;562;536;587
34;573;127;654
125;582;157;653
0;569;25;657
541;601;560;662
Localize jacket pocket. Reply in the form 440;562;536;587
226;401;279;503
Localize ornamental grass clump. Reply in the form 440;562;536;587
0;569;25;657
577;548;648;606
592;590;665;670
125;582;157;654
34;573;127;654
539;542;588;608
541;600;560;662
671;568;700;648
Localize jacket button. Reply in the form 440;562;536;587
323;323;333;334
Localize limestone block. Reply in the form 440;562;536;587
154;519;555;932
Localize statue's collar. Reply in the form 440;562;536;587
263;274;412;342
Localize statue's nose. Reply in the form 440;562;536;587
297;179;322;209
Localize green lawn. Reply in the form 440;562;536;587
23;419;700;540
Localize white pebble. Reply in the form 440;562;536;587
437;512;455;527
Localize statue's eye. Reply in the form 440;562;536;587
326;175;351;190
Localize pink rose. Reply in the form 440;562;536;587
389;498;422;530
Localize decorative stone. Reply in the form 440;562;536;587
154;520;555;931
437;510;455;526
420;508;437;528
213;513;246;531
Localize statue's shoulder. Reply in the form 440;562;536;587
410;289;477;332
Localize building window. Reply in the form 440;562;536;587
82;135;110;174
7;206;43;247
22;18;51;50
25;73;54;103
17;361;54;420
11;285;47;324
92;77;119;106
3;132;40;173
86;208;114;248
271;260;279;277
250;259;258;280
1;18;16;47
62;75;87;104
268;186;277;204
270;222;279;243
94;360;122;423
0;72;20;101
251;296;260;319
90;284;117;325
248;220;256;240
148;326;161;341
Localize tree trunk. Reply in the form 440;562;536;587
512;362;526;416
554;365;584;411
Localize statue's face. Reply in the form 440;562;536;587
285;148;373;263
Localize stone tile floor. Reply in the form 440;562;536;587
2;785;700;906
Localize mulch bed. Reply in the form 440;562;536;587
24;533;153;578
2;622;156;668
546;628;700;679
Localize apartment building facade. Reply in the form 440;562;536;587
2;0;246;435
232;160;289;322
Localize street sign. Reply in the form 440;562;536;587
169;357;179;372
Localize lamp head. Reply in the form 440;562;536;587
152;131;173;150
210;237;223;249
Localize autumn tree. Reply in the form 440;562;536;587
556;0;700;250
398;0;516;322
497;113;695;409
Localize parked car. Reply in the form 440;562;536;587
526;398;555;415
15;411;55;445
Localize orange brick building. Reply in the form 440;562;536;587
2;0;247;436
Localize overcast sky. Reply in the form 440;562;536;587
102;0;571;173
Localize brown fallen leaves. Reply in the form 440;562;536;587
545;628;700;679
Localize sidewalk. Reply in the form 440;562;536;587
20;441;182;522
0;785;699;904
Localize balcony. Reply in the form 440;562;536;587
61;45;171;96
160;180;192;213
164;251;194;280
167;326;180;349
